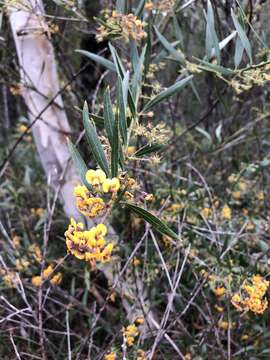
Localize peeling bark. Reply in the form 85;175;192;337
8;0;80;218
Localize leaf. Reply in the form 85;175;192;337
118;75;128;144
90;113;104;129
111;113;119;178
134;143;164;157
205;0;220;63
196;58;235;76
83;101;110;176
172;11;183;45
109;43;136;118
75;50;116;72
135;0;146;17
130;39;139;71
154;26;185;63
67;139;89;186
116;0;126;13
143;75;193;112
124;203;179;240
234;34;244;68
231;9;252;64
132;45;146;105
103;88;115;145
109;43;125;78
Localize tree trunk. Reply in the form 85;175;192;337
8;0;80;218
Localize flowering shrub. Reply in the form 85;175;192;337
1;0;270;359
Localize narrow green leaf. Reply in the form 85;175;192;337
67;139;89;186
109;43;125;78
76;50;116;72
231;9;252;64
134;144;164;157
109;43;136;118
132;45;146;105
116;0;126;13
124;203;179;240
234;35;244;68
103;88;115;145
154;26;185;63
143;75;193;112
135;0;146;17
196;58;235;76
83;101;110;176
205;0;220;63
118;75;128;144
172;11;183;45
90;114;104;129
130;39;139;71
111;115;119;178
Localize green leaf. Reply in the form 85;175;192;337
76;50;116;72
83;101;110;176
109;42;125;78
231;9;252;64
234;35;244;68
172;11;183;45
111;113;119;177
154;26;185;63
132;45;146;106
196;58;235;76
134;143;164;157
143;75;193;112
109;43;136;118
205;0;220;63
103;88;115;145
135;0;146;17
67;139;89;186
124;203;179;240
118;75;128;144
116;0;126;13
130;39;139;71
90;113;104;129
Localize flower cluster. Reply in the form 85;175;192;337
96;11;147;42
65;219;113;266
86;169;120;193
74;185;105;218
122;323;139;346
231;275;269;314
32;265;62;287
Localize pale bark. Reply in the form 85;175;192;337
8;0;79;218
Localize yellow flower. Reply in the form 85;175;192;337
65;219;113;265
123;323;139;346
50;273;62;286
86;169;106;186
228;174;237;183
29;244;43;263
105;353;116;360
32;275;41;287
218;320;229;330
231;275;269;314
214;287;226;297
221;205;231;220
200;207;211;219
102;178;120;193
74;185;105;218
43;265;54;279
135;317;144;325
127;146;136;156
12;235;21;248
232;191;241;200
16;258;30;271
18;124;28;133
